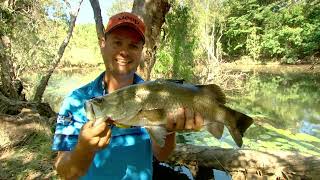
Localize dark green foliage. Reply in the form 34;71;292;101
0;7;14;35
154;3;198;81
222;0;320;63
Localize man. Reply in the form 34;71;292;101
53;12;203;180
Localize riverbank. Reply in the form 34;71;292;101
21;62;320;75
221;63;320;74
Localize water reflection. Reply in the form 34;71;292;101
228;72;320;132
300;120;320;138
33;68;320;156
44;68;104;112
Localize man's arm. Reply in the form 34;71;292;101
55;121;111;179
55;147;96;179
152;108;204;161
152;132;176;161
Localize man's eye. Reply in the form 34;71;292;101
129;44;139;49
114;41;121;46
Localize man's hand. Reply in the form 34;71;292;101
77;120;112;153
166;107;204;131
55;120;112;179
152;107;204;161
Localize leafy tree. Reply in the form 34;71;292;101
222;0;320;63
63;24;100;66
1;0;64;100
0;0;67;114
154;1;198;81
0;0;82;104
132;0;170;80
190;0;228;83
106;0;133;16
2;0;68;71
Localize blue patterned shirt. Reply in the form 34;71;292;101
52;72;153;180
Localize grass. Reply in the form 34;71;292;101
0;115;58;179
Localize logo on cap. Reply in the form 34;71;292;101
105;12;145;41
118;15;140;25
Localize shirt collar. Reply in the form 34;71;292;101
95;71;144;96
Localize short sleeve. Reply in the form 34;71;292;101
52;134;78;151
52;91;89;151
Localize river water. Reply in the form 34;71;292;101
25;65;320;156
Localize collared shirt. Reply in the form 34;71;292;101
52;72;153;180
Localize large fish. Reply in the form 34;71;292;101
85;80;253;147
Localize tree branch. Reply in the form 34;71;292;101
33;0;83;102
89;0;105;45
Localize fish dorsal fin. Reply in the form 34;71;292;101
196;84;226;104
145;126;167;148
163;79;185;84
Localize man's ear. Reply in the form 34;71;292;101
99;36;106;49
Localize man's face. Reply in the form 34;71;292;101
101;26;144;76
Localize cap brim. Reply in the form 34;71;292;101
106;23;145;42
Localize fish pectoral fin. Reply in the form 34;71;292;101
145;126;167;148
206;122;224;139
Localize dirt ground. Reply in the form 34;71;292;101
0;109;58;179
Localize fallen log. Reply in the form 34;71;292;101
0;92;55;117
167;144;320;179
0;109;57;150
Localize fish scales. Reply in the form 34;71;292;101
85;80;253;147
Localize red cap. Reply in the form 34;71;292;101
105;12;145;42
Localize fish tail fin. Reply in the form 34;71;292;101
222;105;253;147
194;84;253;147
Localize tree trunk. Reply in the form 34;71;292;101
33;0;83;102
167;144;320;179
132;0;170;80
0;35;19;99
0;91;55;117
89;0;105;45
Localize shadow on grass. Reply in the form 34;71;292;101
0;128;57;180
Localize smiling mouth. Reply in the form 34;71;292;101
116;59;131;65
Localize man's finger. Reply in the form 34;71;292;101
87;121;108;137
185;108;194;130
105;118;115;125
194;112;204;130
175;108;185;130
82;120;94;130
88;136;100;146
98;128;112;148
